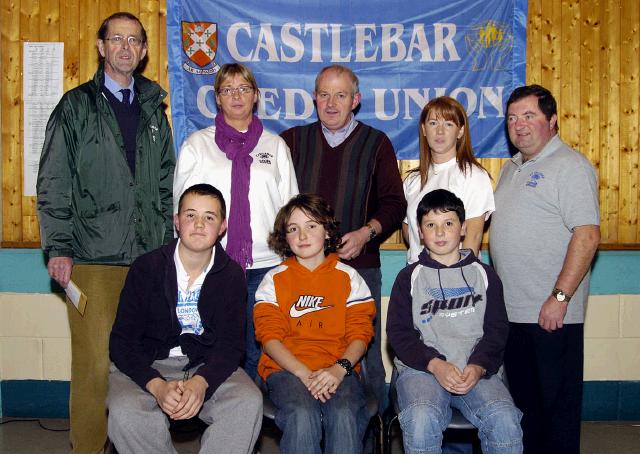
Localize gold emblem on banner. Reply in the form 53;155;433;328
465;21;513;72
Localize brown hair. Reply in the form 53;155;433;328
414;96;488;188
178;183;227;220
97;12;147;44
269;194;342;258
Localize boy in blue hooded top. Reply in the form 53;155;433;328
387;189;523;454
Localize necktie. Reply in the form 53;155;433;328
120;88;131;105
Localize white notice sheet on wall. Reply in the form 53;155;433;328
23;42;64;196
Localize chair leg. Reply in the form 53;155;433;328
375;413;384;454
365;413;384;454
384;414;398;454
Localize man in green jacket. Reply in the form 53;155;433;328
36;11;174;453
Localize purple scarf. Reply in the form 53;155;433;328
214;113;263;270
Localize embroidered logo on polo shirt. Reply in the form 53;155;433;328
289;295;332;318
256;152;273;165
526;171;544;187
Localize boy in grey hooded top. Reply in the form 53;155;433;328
387;189;522;454
388;247;507;375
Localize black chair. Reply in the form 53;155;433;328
383;368;479;454
260;358;383;453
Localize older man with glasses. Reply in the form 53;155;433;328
37;11;174;453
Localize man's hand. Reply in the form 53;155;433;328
308;364;346;402
48;256;73;288
538;295;568;332
171;375;208;420
146;378;183;416
338;227;369;261
427;358;464;393
451;364;485;395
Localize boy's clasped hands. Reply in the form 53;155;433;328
146;375;209;420
427;358;485;395
295;363;347;403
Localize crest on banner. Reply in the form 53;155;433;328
182;21;220;74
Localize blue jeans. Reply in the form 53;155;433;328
356;267;385;413
244;266;273;380
267;370;369;454
396;367;523;454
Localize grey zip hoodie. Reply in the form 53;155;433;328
387;248;508;376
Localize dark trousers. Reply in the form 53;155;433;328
504;322;584;454
356;267;386;414
244;266;274;380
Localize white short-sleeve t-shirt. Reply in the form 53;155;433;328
403;158;495;264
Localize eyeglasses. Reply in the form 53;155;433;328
103;35;144;47
218;86;254;97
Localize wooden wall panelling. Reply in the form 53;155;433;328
99;1;121;30
526;0;542;84
599;0;621;244
560;0;581;150
140;0;159;83
40;0;60;41
61;0;80;92
2;0;23;243
119;0;138;15
618;0;639;243
540;0;563;98
579;1;600;185
79;0;100;85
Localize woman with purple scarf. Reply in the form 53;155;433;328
174;63;299;380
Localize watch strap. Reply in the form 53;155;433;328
335;358;353;376
365;223;377;241
552;287;572;303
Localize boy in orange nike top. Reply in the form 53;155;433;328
254;193;376;454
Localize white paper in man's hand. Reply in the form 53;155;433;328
65;280;88;316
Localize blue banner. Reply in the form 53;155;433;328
167;0;527;159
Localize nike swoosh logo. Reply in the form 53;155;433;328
289;305;332;318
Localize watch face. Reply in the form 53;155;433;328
554;290;566;302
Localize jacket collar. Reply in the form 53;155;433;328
93;64;167;108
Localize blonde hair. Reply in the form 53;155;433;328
214;63;260;105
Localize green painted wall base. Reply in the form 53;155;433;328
2;380;639;421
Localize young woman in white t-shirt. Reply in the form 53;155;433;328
403;96;495;263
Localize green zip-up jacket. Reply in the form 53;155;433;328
37;66;175;265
